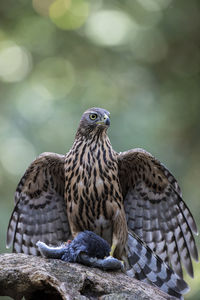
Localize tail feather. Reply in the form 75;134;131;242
125;232;189;299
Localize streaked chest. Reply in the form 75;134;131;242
65;137;121;215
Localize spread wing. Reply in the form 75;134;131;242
6;152;71;255
118;148;198;278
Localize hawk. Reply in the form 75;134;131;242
7;107;198;299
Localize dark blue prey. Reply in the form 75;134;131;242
37;230;123;271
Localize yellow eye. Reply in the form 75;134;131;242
89;113;98;120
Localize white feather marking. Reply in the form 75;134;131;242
95;215;110;227
96;178;103;187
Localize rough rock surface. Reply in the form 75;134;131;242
0;253;172;300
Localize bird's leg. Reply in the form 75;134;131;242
109;207;128;262
110;234;118;257
110;244;117;256
109;235;125;269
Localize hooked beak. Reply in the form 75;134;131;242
96;113;110;126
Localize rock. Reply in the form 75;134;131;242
0;253;172;300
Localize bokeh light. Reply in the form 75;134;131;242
0;137;36;176
32;0;55;16
0;41;32;82
85;10;137;47
49;0;89;30
16;85;54;123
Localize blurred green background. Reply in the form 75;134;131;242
0;0;199;299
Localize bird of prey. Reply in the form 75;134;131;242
7;107;198;299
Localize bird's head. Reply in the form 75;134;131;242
76;107;110;139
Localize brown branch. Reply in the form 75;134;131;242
0;253;171;300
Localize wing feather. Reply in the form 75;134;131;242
118;148;198;278
7;152;71;255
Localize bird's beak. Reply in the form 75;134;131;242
96;114;110;126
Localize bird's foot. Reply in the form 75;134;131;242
109;243;124;269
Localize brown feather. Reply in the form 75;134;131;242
118;148;198;277
7;152;70;254
65;126;127;258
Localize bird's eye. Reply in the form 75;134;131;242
89;114;98;120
